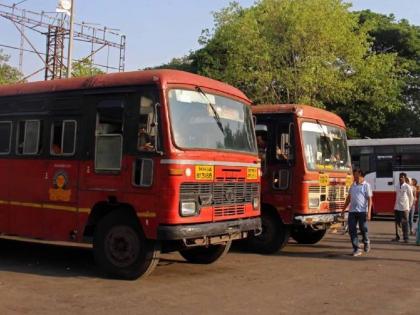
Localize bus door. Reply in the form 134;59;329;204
126;90;161;219
271;120;295;209
80;94;127;193
9;117;48;238
256;116;295;210
0;121;12;233
44;115;80;241
374;154;395;212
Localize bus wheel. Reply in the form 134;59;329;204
291;226;326;244
179;241;232;264
93;211;160;280
243;211;290;254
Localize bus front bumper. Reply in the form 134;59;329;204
157;217;261;245
294;212;348;225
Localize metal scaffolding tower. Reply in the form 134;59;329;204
0;2;126;81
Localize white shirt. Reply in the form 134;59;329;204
394;182;414;211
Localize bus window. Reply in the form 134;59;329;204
16;120;42;155
95;100;123;171
360;155;371;173
50;120;77;156
137;96;157;152
376;157;393;178
0;121;12;154
256;124;268;170
276;122;294;161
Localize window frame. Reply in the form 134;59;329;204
16;119;42;156
50;119;78;157
0;121;12;155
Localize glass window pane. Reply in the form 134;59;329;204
95;135;122;170
19;120;41;155
63;121;76;154
0;122;11;154
51;122;63;154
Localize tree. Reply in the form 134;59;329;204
0;50;23;85
355;10;420;137
71;58;104;77
190;0;404;138
146;54;197;73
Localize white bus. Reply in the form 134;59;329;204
348;138;420;215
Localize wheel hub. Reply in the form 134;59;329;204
105;226;140;268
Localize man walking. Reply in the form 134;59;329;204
342;168;372;256
393;172;413;242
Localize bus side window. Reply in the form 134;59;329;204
0;121;12;155
276;122;294;161
16;120;42;155
138;96;157;152
95;100;124;171
50;120;77;156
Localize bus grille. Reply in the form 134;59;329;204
309;185;348;211
180;182;259;217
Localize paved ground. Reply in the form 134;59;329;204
0;220;419;315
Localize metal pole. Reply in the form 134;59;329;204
66;0;75;78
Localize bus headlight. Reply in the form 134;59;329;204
309;197;320;208
253;197;260;210
180;201;198;217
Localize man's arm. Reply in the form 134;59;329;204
367;196;372;220
407;185;414;209
342;194;351;216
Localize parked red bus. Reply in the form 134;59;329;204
0;70;261;279
245;104;351;253
349;138;420;215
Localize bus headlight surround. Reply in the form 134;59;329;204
253;197;260;210
180;201;198;217
309;197;320;208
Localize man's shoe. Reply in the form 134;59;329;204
391;238;400;242
364;243;370;253
352;249;362;257
403;239;409;243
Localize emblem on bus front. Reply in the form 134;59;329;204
48;170;71;202
225;188;235;203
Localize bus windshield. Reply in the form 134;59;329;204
302;121;350;172
168;89;257;154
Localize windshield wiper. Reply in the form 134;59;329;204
195;86;225;135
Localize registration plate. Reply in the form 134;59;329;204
247;167;258;180
195;165;214;180
319;174;329;186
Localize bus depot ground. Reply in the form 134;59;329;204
0;220;419;315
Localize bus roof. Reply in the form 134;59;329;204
348;138;420;146
0;69;250;103
252;104;345;127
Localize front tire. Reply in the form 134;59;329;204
179;241;232;264
93;211;160;280
242;211;290;254
291;226;326;244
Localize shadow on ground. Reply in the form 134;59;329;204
0;238;98;278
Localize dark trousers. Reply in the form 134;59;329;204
394;210;409;241
348;212;369;251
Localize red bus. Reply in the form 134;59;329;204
349;138;420;215
245;105;351;253
0;70;261;279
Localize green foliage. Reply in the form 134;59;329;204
0;50;23;85
146;54;197;73
355;10;420;137
191;0;404;138
71;58;104;77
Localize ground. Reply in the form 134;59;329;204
0;220;419;315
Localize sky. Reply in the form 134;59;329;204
0;0;419;81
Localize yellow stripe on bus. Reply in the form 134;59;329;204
0;199;91;214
